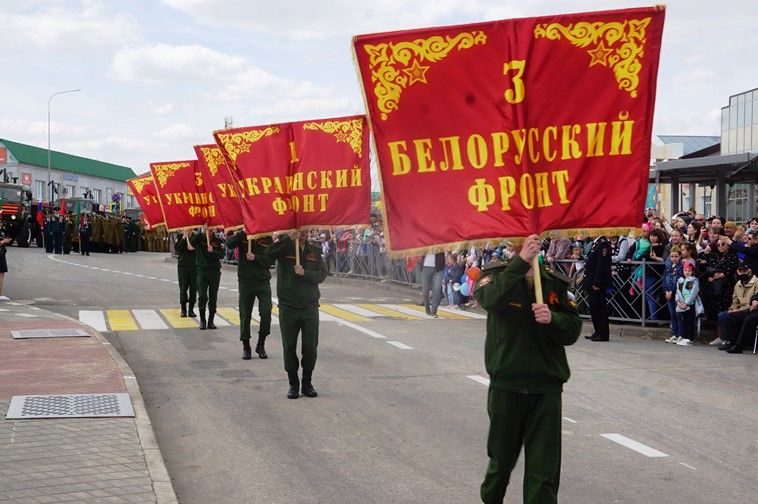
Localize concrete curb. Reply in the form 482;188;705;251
52;309;179;504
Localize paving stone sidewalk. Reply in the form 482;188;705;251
0;299;177;504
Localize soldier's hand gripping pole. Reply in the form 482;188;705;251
295;237;300;266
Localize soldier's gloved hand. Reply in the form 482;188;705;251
294;264;305;276
532;303;552;324
246;252;255;261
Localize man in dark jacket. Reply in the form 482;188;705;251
583;236;613;341
227;230;273;360
474;234;581;504
266;230;328;399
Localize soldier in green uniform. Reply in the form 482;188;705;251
266;230;328;399
175;230;197;318
473;234;581;504
226;230;274;360
190;228;225;330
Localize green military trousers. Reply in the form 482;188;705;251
178;266;197;306
238;282;272;342
481;389;562;504
278;305;319;373
197;270;221;313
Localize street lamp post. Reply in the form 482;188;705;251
47;89;81;203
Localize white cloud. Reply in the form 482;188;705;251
0;1;138;49
154;123;199;140
162;0;474;39
153;103;176;115
110;44;247;83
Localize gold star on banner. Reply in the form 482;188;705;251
587;42;614;67
335;131;349;143
402;59;431;85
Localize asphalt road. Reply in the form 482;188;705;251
5;246;757;503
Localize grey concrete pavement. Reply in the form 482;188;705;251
0;292;177;503
3;246;757;503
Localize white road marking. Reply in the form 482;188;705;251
387;341;413;350
679;462;696;470
122;272;133;275
132;310;169;330
437;306;487;319
147;276;157;280
211;315;231;327
332;303;384;318
100;269;111;272
563;417;577;424
383;304;435;319
600;434;668;458
17;313;37;318
335;320;386;339
466;375;490;386
0;308;8;312
134;274;145;278
219;286;228;290
159;278;170;282
6;302;20;306
79;310;108;332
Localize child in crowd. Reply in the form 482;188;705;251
567;246;585;286
664;246;684;343
675;260;701;346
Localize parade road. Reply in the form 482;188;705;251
6;247;756;504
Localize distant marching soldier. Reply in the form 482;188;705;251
51;213;63;255
79;215;92;256
583;236;613;342
190;228;224;330
175;229;197;318
266;230;328;399
226;230;273;360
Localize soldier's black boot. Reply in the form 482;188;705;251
255;333;268;359
301;369;318;398
207;311;217;329
199;310;207;330
242;340;252;360
188;302;196;318
287;372;300;399
180;303;187;318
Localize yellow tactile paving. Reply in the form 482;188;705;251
216;307;242;325
318;304;372;321
400;304;472;320
105;310;139;331
355;304;424;320
160;308;199;328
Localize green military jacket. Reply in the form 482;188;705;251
226;231;272;284
174;234;197;269
190;232;224;271
473;255;581;394
266;235;327;309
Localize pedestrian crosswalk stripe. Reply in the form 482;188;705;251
355;303;424;320
79;311;107;332
210;313;231;326
132;309;169;330
216;308;242;326
437;306;487;319
80;303;483;331
400;304;471;320
382;304;434;319
160;308;198;329
332;303;385;318
106;310;139;331
318;304;372;321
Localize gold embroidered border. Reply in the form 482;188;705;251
130;175;154;194
534;17;651;98
152;162;190;188
302;119;364;156
363;31;487;120
199;146;227;177
216;127;281;166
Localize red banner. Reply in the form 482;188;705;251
214;115;371;237
126;173;164;230
291;115;370;229
194;143;243;231
353;6;665;254
150;160;221;231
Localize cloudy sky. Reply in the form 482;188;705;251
1;0;756;177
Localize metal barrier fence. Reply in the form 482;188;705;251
329;243;671;326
